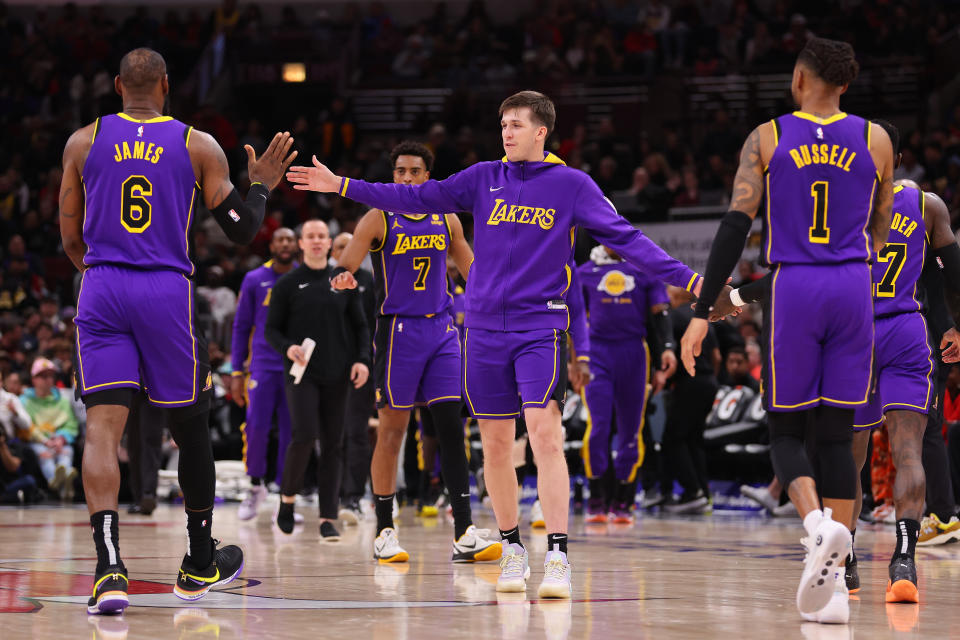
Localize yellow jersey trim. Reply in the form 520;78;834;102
371;210;388;253
500;152;567;166
626;340;651;483
339;177;350;197
685;272;699;292
91;117;102;143
117;112;173;124
185;126;194;147
791;111;848;125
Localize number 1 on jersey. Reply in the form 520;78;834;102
412;257;431;291
808;181;830;244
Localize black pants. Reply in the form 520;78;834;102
127;394;165;502
922;368;956;521
948;422;960;509
662;375;718;497
341;378;374;501
282;377;349;519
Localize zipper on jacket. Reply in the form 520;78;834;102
503;162;525;330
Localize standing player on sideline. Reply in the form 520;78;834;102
578;244;676;524
59;48;297;614
289;92;704;598
681;38;894;621
327;141;501;563
231;228;297;521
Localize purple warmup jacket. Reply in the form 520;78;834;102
339;152;700;333
231;261;291;374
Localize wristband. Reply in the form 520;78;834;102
730;288;745;307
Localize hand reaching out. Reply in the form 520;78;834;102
286;155;343;193
246;132;299;190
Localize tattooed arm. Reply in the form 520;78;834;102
868;122;894;252
59;123;96;271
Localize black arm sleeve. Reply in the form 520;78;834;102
737;272;773;304
210;183;269;245
346;290;371;366
921;252;954;339
648;307;675;365
932;242;960;294
694;211;753;319
264;278;294;357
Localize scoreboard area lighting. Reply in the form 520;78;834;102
282;63;306;83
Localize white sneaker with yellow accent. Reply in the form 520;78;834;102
452;525;503;562
373;527;409;563
530;501;545;528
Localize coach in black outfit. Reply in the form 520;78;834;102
266;219;370;540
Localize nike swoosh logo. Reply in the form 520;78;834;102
460;493;470;498
299;283;309;289
489;186;504;192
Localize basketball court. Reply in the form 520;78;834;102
1;503;952;638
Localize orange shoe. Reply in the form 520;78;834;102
885;557;919;603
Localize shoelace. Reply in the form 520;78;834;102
470;528;492;540
500;553;525;577
544;558;568;582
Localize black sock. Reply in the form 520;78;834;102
90;510;123;573
893;518;920;560
277;502;295;534
617;480;637;505
547;533;568;555
375;493;395;534
430;401;473;540
186;507;213;567
251;477;262;487
588;478;605;503
500;526;523;548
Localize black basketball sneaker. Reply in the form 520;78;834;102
173;540;244;601
885;556;919;603
87;566;129;615
844;553;860;594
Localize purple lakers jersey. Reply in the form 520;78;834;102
232;261;292;373
577;260;669;341
82;113;199;275
872;184;926;316
764;112;878;266
372;211;453;316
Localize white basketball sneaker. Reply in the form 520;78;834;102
496;543;530;592
238;485;267;521
797;508;852;614
801;570;849;624
530;500;545;528
537;549;572;599
452;525;503;563
373;527;409;563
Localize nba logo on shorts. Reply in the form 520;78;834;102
228;209;240;222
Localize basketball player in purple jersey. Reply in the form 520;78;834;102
578;245;675;524
59;48;297;614
289;91;703;598
329;141;501;564
680;38;894;621
230;228;297;521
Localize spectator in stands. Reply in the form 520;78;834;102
673;167;701;206
722;346;760;392
21;358;79;501
0;374;31;441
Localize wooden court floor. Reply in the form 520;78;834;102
1;501;957;639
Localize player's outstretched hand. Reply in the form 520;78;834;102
287;155;342;193
247;132;298;190
680;317;709;376
708;285;743;322
330;271;358;290
351;362;369;389
941;327;960;363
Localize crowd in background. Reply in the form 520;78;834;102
3;0;960;513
